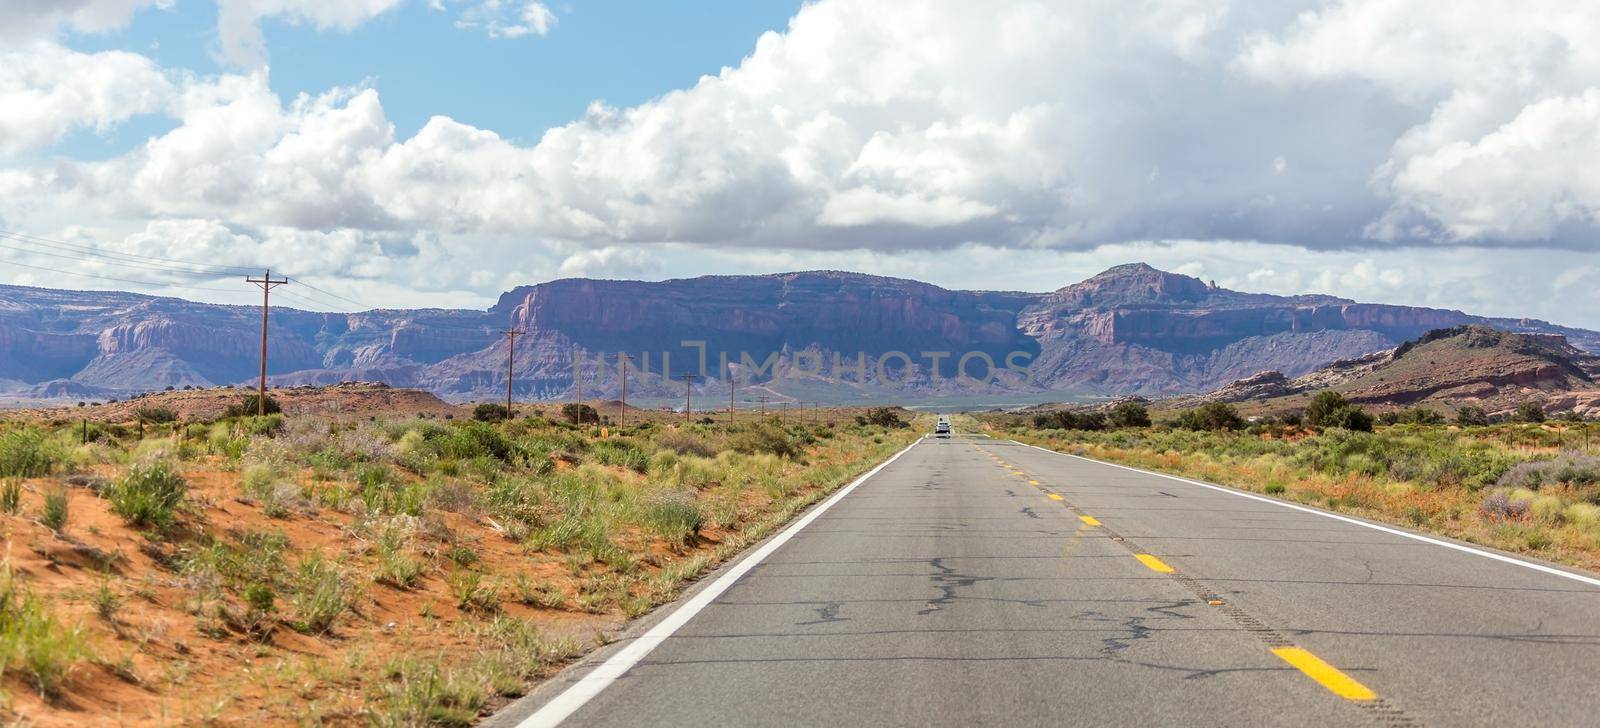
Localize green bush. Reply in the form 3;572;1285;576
473;403;513;422
0;428;66;478
863;408;905;428
1514;402;1547;423
435;422;519;462
1172;402;1245;431
1108;402;1151;428
1322;405;1375;432
1305;391;1373;431
1455;405;1489;426
104;460;187;531
560;403;599;424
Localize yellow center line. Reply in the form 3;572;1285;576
1078;515;1101;526
1028;479;1040;485
1134;554;1175;573
1271;647;1377;701
1047;494;1063;501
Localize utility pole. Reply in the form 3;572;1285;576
758;395;768;417
500;329;522;415
727;365;736;421
780;401;786;424
680;373;699;423
572;351;583;425
617;354;633;428
245;269;288;416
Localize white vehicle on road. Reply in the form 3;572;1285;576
934;416;951;437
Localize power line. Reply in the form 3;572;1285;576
0;228;261;276
0;238;243;281
0;254;249;295
286;276;369;310
0;229;382;313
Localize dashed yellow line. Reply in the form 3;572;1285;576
1271;647;1377;701
1028;479;1040;485
1134;554;1175;573
1047;494;1063;501
1078;515;1100;526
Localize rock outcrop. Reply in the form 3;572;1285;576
1183;324;1600;413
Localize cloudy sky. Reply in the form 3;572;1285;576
1;1;1598;325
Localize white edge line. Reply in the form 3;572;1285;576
1008;439;1600;590
516;438;924;727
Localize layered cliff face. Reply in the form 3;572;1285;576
1017;264;1525;393
0;265;1593;402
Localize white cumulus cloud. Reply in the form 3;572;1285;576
4;0;1600;317
0;41;175;155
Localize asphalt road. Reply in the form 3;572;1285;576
492;434;1600;727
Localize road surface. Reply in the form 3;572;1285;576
492;434;1600;727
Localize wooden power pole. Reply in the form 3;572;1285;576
617;354;633;428
500;329;522;414
245;270;288;416
680;373;698;423
727;366;736;421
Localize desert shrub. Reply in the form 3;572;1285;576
356;464;431;517
1496;453;1600;492
40;487;69;533
434;422;519;462
225;394;282;417
104;460;187;531
473;403;513;422
1172;402;1245;431
1108;402;1151;428
240;414;286;436
1321;405;1375;432
1513;402;1547;423
289;555;348;634
135;406;178;424
0;479;19;514
1381;407;1446;426
730;424;801;459
1479;491;1530;521
1033;410;1108;431
1305;391;1373;432
371;657;490;727
337;424;394;463
655;429;718;458
0;564;92;696
560;403;599;424
863;408;905;428
589;439;650;473
639;489;703;545
1455;405;1489;426
0;427;66;478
